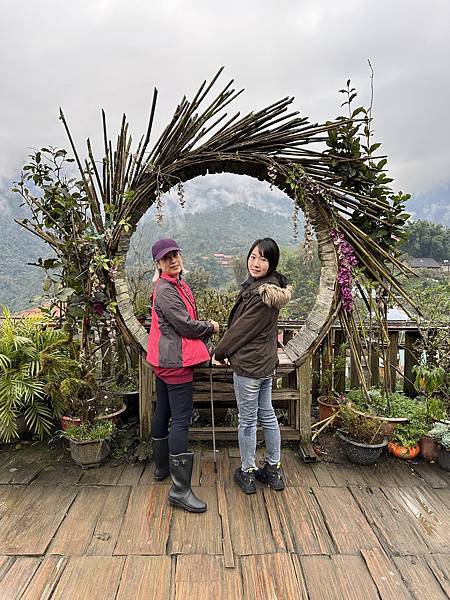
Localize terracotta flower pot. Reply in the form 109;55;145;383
60;415;83;431
317;396;340;423
387;441;420;460
419;436;440;462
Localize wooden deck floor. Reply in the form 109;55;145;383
0;443;448;599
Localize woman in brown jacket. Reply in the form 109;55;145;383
214;238;291;494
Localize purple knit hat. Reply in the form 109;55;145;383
151;238;182;262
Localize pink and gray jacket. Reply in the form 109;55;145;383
146;273;213;369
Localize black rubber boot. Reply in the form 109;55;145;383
168;453;207;513
152;436;169;481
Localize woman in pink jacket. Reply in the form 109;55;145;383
146;238;219;513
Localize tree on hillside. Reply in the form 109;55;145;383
401;220;450;262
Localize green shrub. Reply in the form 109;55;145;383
63;420;113;441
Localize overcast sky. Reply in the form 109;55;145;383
1;0;449;197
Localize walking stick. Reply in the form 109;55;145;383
209;361;217;473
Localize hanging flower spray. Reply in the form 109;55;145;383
330;228;358;311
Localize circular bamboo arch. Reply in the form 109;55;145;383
58;68;413;370
112;158;338;366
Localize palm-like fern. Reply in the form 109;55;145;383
0;307;71;441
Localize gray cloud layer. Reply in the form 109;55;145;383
1;0;449;195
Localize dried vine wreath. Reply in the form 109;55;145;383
57;68;416;376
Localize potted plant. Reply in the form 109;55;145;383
387;417;426;460
412;363;447;460
428;422;450;471
336;404;389;465
62;420;114;468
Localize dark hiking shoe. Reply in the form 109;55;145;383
234;467;256;494
255;462;285;491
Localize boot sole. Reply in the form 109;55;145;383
154;472;170;482
168;498;207;513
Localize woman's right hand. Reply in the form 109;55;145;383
209;320;220;334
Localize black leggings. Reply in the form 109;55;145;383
151;377;193;455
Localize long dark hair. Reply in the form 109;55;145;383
247;238;280;274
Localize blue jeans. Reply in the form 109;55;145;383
233;373;281;471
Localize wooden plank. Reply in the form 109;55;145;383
0;557;41;598
225;486;282;555
298;359;312;446
433;488;450;509
116;463;146;486
383;486;450;554
168;486;221;555
0;486;76;555
311;461;337;487
0;556;13;579
313;487;381;554
0;445;48;485
199;449;232;486
393;555;448;599
331;555;380;599
216;481;234;568
116;556;171;600
361;548;414;599
31;461;83;486
241;554;307;599
301;555;379;600
316;462;368;488
412;461;449;489
114;485;172;555
273;486;335;555
281;450;319;487
139;354;153;440
262;489;291;553
425;554;450;597
50;487;121;556
174;555;242;599
78;461;126;486
21;556;67;600
86;487;131;555
50;556;124;600
350;486;431;556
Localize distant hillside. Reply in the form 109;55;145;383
0;178;299;310
127;203;299;287
0;182;46;311
408;185;450;226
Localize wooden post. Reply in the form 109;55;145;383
404;331;420;397
334;329;346;394
388;331;399;392
297;357;315;462
350;337;362;389
369;344;380;388
311;350;321;400
139;353;154;440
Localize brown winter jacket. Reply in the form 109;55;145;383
214;273;292;378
